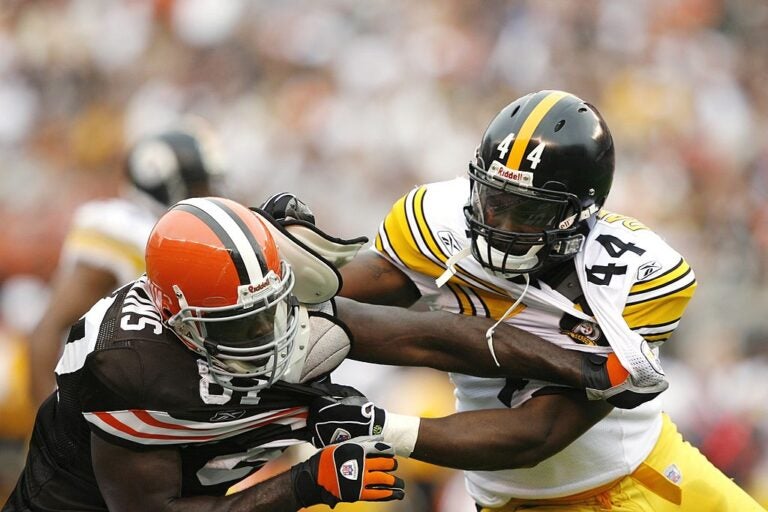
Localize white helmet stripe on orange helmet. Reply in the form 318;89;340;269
175;198;267;285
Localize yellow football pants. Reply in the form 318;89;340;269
481;413;765;511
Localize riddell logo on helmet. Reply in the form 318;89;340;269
248;282;270;294
488;161;533;187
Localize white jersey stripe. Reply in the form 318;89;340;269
625;272;696;305
633;321;680;335
55;294;116;376
84;407;307;445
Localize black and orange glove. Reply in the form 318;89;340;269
291;439;405;508
582;352;668;409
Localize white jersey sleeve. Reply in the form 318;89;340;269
60;198;161;285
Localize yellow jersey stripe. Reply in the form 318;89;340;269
65;229;145;274
642;333;672;342
447;283;476;316
380;190;473;286
411;186;509;296
623;281;696;329
475;288;526;320
629;258;689;295
412;186;448;260
506;90;570;170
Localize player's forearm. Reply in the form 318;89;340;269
107;472;300;512
170;472;299;512
341;298;582;388
409;397;611;471
410;410;557;470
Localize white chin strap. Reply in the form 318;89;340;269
475;236;543;277
436;247;473;287
434;235;542;287
485;274;530;367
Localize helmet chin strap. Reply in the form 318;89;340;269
486;274;530;367
436;247;472;287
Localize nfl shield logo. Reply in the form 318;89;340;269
664;464;682;484
340;459;359;480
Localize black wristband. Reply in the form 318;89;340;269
580;352;611;390
291;459;322;508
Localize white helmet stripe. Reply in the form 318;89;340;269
176;198;266;284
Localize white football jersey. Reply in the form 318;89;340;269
373;177;696;504
60;195;164;286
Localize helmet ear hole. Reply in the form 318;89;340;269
554;120;566;132
542;181;567;192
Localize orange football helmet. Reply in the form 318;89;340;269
145;197;299;392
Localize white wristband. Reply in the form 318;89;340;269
381;412;421;457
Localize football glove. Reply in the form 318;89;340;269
308;395;387;447
291;439;404;508
259;192;316;224
582;352;669;409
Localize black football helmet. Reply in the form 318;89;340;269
465;90;615;276
125;128;225;207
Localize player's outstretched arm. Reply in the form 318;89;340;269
337;296;585;388
337;258;666;409
91;433;403;511
340;250;422;307
337;285;661;409
308;391;612;470
412;392;612;470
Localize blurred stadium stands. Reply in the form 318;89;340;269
1;0;767;509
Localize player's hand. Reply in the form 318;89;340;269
291;439;405;508
259;192;316;224
308;395;387;447
581;352;669;409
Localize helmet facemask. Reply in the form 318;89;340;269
466;159;594;278
167;261;300;392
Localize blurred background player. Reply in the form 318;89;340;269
27;123;226;405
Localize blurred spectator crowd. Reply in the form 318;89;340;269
1;0;767;509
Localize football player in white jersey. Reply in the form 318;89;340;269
322;90;764;510
27;127;226;405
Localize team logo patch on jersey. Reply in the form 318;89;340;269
637;260;662;280
560;315;606;346
437;230;462;255
664;463;682;484
340;459;359;480
210;410;247;422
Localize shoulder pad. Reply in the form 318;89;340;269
251;208;367;304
